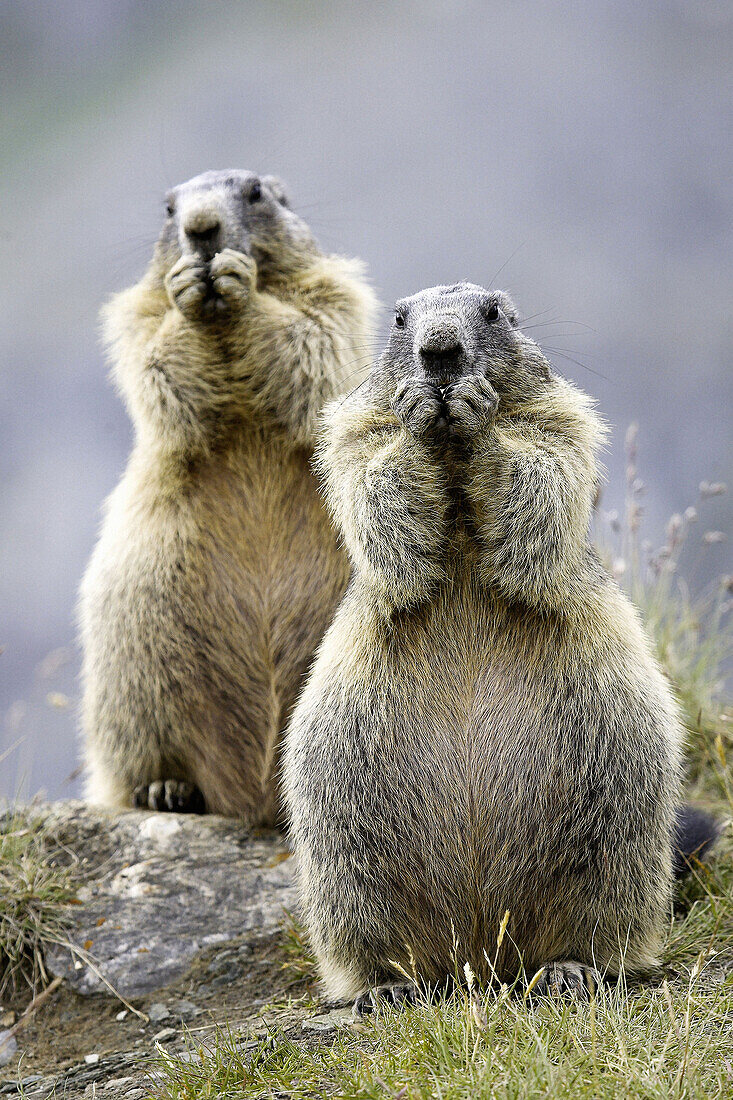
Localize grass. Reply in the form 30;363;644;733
149;962;733;1098
0;809;77;1000
279;908;319;997
595;423;732;803
148;845;733;1097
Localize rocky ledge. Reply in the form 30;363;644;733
0;801;351;1099
37;800;297;998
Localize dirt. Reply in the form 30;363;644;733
1;930;320;1098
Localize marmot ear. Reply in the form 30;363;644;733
262;175;290;207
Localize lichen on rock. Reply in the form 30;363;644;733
27;801;296;998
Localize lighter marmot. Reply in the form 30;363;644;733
80;169;377;822
284;282;707;1007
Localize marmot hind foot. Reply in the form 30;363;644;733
132;779;206;814
530;961;599;1000
352;981;420;1016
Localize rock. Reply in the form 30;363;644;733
168;999;200;1020
147;1003;170;1023
24;801;296;998
301;1008;355;1033
38;1050;142;1096
84;1053;100;1064
0;1030;17;1067
151;1027;177;1042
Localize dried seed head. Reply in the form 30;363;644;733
46;692;70;709
649;556;663;577
627;500;642;533
666;513;683;542
612;558;627;579
496;909;510;950
625;423;638;454
470;991;488;1029
700;481;727;498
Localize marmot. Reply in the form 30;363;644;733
80;169;377;822
283;282;715;1007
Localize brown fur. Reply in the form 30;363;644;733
283;282;683;1002
80;170;377;821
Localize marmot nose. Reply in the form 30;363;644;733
419;338;464;377
418;321;464;377
183;211;221;253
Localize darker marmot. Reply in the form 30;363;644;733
80;169;376;822
284;282;714;1007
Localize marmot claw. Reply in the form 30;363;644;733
352;981;420;1016
132;779;206;814
529;961;599;1000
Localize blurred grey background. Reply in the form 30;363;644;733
1;0;731;801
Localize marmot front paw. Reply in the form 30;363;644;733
165;255;209;321
444;374;498;443
165;249;256;323
209;248;256;313
392;378;446;441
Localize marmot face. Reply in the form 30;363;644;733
154;169;315;279
375;282;551;407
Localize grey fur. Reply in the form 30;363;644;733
283;283;683;1003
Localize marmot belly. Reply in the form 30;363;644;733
289;569;676;980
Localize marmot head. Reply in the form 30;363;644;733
374;282;552;406
154;169;316;278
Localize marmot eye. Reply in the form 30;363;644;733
248;181;262;203
394;311;406;328
485;302;500;322
165;200;175;218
